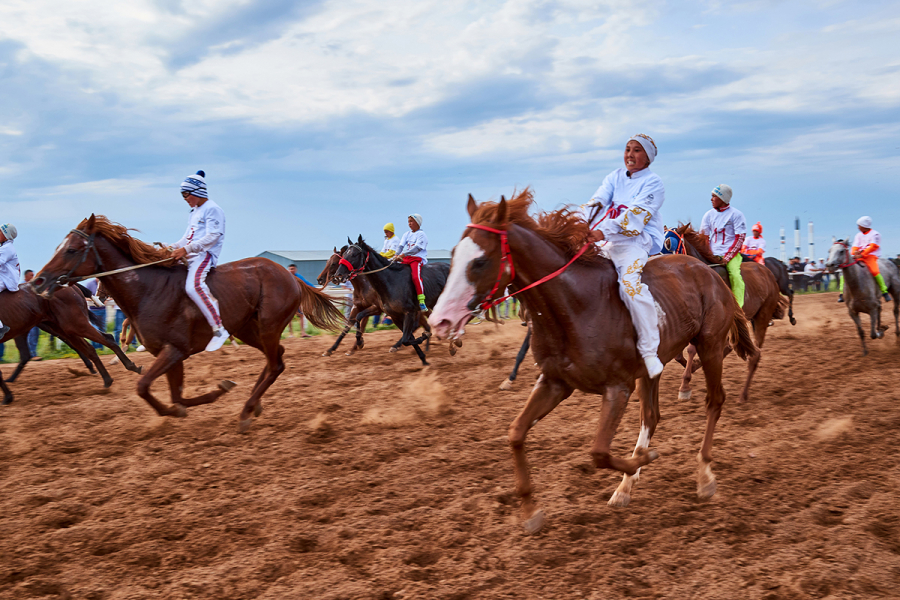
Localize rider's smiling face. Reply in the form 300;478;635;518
624;141;649;173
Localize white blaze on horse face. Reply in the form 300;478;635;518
429;237;484;339
826;243;844;270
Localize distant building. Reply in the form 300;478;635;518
257;249;452;283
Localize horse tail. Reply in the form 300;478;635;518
773;294;790;320
296;279;347;332
728;301;759;362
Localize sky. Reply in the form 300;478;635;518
2;0;899;271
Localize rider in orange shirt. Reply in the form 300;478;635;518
741;222;765;264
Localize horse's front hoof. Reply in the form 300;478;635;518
323;350;333;357
678;390;692;400
253;403;263;417
239;418;253;434
219;380;237;393
170;404;187;418
449;345;457;356
134;365;143;374
523;509;545;535
103;378;114;389
389;347;399;353
790;317;797;325
499;378;514;391
2;395;13;406
697;478;717;499
608;491;631;508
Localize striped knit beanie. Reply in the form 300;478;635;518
181;170;207;199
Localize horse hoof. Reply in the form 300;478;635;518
499;379;514;391
449;345;457;356
103;379;114;389
359;339;365;350
135;365;143;374
253;403;263;417
323;350;333;357
239;418;253;434
2;396;13;406
389;347;399;353
697;478;717;499
523;510;545;535
219;380;237;393
608;491;631;508
171;404;187;418
678;390;691;400
790;317;797;326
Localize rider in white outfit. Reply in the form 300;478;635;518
0;223;21;338
170;171;230;352
580;134;666;379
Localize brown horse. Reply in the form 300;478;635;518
34;215;345;431
672;225;787;403
0;284;142;404
429;191;757;533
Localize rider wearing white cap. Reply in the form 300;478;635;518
580;133;666;379
741;222;766;264
395;214;429;311
169;170;231;351
380;222;401;259
700;184;747;307
839;215;891;303
0;223;21;338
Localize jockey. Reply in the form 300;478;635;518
700;184;747;307
581;133;666;379
170;171;230;352
742;222;766;264
0;223;21;338
380;222;401;259
395;214;428;311
841;215;891;303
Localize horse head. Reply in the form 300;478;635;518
33;214;103;297
332;240;369;284
317;245;347;286
825;239;851;273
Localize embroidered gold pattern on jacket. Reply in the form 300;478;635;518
617;207;651;237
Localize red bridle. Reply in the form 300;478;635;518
833;241;862;270
338;248;370;281
465;223;590;311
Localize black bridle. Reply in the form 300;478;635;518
53;229;104;287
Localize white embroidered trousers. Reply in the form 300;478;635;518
186;252;223;330
606;242;660;360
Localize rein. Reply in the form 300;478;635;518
338;245;398;280
833;241;862;270
466;223;590;311
54;229;174;285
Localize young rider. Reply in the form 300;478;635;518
0;223;20;338
380;222;401;259
841;216;891;303
581;134;666;379
169;171;230;351
700;184;747;308
742;222;766;264
395;214;428;311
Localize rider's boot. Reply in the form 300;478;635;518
837;293;844;303
417;293;428;312
205;327;231;352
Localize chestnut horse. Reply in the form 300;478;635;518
34;215;345;431
429;191;757;533
670;225;786;403
0;284;142;404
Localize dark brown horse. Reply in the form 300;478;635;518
429;191;758;533
34;215;345;431
0;284;142;404
672;225;787;403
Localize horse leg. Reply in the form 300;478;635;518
401;314;429;366
788;290;796;325
325;323;352;357
694;342;727;499
591;383;658;476
60;334;115;388
500;328;532;391
165;361;235;408
738;321;768;404
418;313;432;352
0;370;12;405
5;335;32;384
448;338;463;357
237;341;286;433
60;315;143;375
849;310;868;355
870;306;883;340
508;375;573;534
610;376;661;507
678;344;697;400
349;309;377;355
136;345;190;417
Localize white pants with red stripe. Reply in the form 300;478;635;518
605;242;660;361
186;252;223;330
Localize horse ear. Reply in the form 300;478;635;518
347;237;353;245
496;196;508;225
87;214;97;231
358;234;363;244
467;194;477;219
333;246;338;253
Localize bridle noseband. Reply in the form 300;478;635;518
54;229;103;287
337;245;370;281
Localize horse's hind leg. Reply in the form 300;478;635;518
5;335;32;384
509;375;573;534
0;370;14;405
165;361;235;408
610;376;661;508
694;341;727;499
738;319;769;404
60;334;115;388
678;344;697;400
325;323;352;357
849;310;868;355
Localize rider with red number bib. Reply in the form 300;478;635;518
394;214;429;312
580;134;666;379
742;222;766;265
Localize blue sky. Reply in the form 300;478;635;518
2;0;899;271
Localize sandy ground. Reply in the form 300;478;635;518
1;292;899;599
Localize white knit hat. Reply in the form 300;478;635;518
410;213;423;227
857;215;872;229
629;133;657;164
712;184;733;204
0;223;17;241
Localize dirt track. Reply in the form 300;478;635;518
1;292;899;599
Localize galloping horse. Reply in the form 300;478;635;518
826;239;900;355
34;215;345;431
317;245;433;357
429;191;757;533
669;225;786;403
0;284;142;404
332;236;449;366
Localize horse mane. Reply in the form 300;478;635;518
675;223;719;263
471;188;604;265
78;215;173;265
